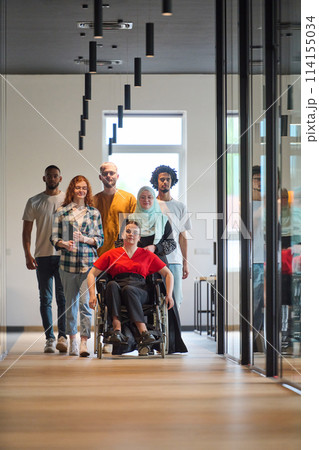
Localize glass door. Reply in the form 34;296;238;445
250;0;267;371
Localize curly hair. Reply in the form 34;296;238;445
62;175;94;207
150;165;178;190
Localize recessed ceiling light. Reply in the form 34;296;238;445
77;21;133;30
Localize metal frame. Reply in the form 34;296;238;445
264;0;279;377
239;0;250;366
216;0;226;355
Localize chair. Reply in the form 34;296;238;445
94;273;169;358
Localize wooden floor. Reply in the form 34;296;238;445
0;332;300;450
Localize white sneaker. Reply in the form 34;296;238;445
69;339;79;356
102;344;113;354
44;338;56;353
80;340;90;357
56;336;68;353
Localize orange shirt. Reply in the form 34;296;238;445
93;189;136;256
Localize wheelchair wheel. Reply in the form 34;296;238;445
97;341;103;359
94;302;99;355
160;295;169;355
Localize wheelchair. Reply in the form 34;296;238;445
94;273;169;358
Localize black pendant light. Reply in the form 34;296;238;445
85;73;92;100
109;137;113;155
80;115;86;137
112;123;117;143
124;84;131;110
162;0;172;16
94;0;103;38
134;57;142;87
281;115;288;137
118;105;123;128
79;132;83;151
89;41;97;73
146;23;154;57
83;96;89;120
287;85;293;110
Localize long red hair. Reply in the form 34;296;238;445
62;175;94;207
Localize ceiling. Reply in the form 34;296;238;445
4;0;300;75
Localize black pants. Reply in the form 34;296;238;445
105;275;149;324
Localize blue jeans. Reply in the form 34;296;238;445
168;264;183;309
253;263;264;335
59;269;92;338
36;256;66;340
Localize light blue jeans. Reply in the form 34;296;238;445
168;264;183;309
59;269;92;338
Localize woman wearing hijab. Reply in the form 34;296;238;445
128;186;176;260
117;186;187;355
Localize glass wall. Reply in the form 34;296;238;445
217;0;301;387
225;0;241;361
249;0;267;372
278;2;301;386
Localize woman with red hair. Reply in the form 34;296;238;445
51;175;103;357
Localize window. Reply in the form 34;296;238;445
103;112;186;201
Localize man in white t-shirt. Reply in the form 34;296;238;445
252;165;265;351
150;165;192;309
22;165;67;353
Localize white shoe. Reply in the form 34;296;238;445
44;338;56;353
103;344;113;354
80;340;90;357
56;336;68;353
69;339;79;356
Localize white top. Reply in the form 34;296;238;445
252;200;264;264
158;198;192;265
22;191;65;257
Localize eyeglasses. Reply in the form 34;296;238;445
125;229;140;236
74;186;88;191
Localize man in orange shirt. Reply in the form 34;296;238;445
93;162;136;256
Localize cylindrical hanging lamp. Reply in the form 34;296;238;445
80;115;86;137
287;85;293;110
79;132;83;151
118;105;123;128
109;137;113;155
85;73;92;100
112;123;117;143
146;23;154;57
83;96;89;120
124;84;131;110
134;57;142;87
94;0;103;38
162;0;172;16
89;41;97;73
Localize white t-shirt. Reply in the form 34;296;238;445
22;191;65;257
158;198;192;265
252;200;264;264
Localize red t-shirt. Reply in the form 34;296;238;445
93;247;165;278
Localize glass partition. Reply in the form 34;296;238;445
278;1;301;386
250;0;267;372
225;0;241;361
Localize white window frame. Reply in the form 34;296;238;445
102;111;187;203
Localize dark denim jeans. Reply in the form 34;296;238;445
36;256;66;339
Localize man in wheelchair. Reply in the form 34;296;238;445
87;220;174;356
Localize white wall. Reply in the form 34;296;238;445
6;74;217;327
